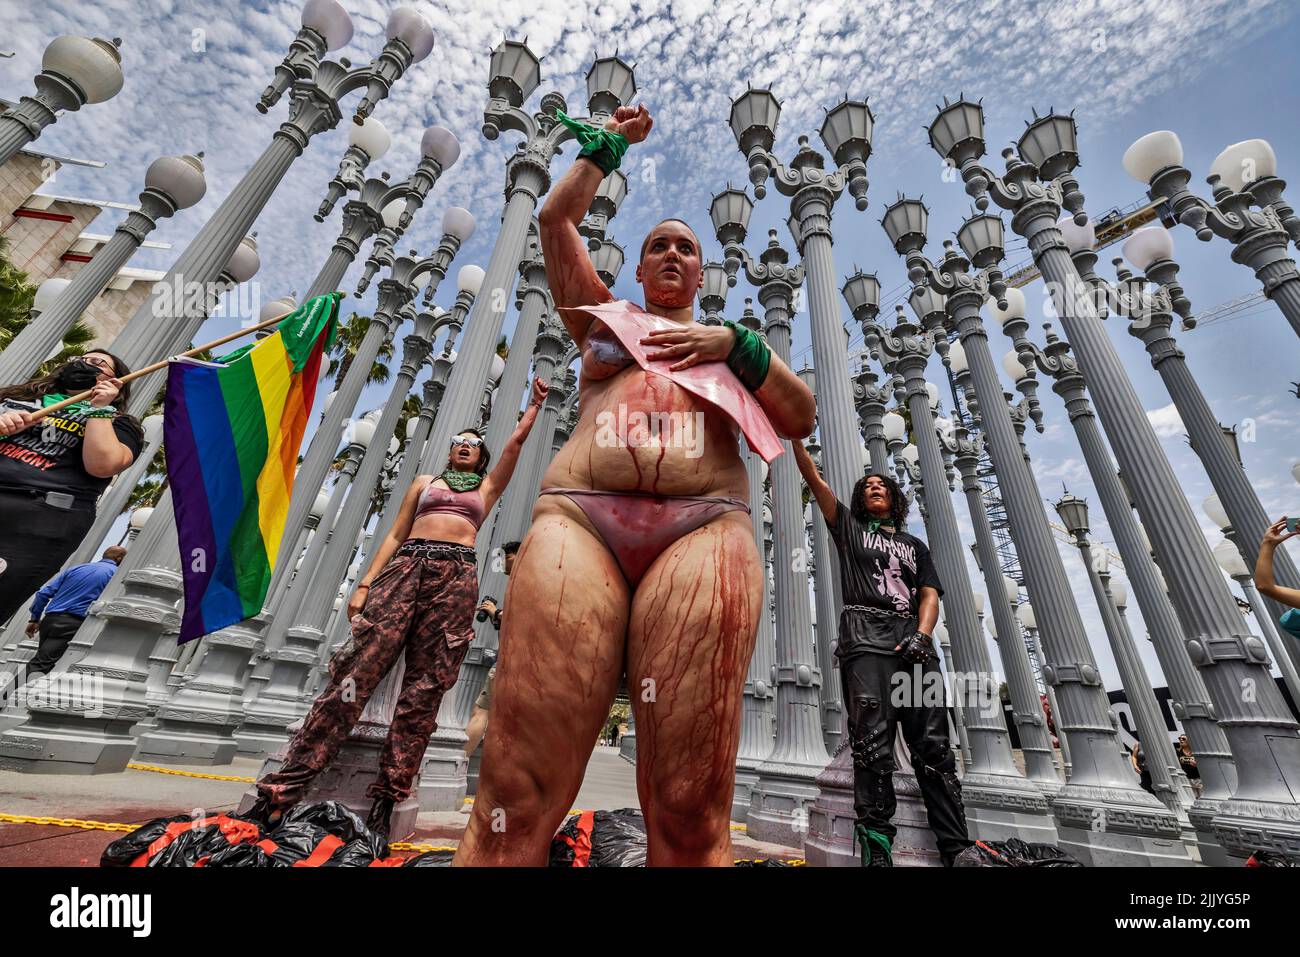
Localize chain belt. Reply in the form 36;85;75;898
396;539;477;563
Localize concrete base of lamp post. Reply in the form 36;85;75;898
466;746;482;796
960;769;1059;844
240;659;423;839
1050;780;1196;867
417;731;469;811
133;617;265;766
746;764;821;848
804;746;943;866
0;566;182;775
732;763;760;823
234;621;327;758
618;733;636;764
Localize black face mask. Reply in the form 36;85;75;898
57;360;102;393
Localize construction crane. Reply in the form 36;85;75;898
1002;197;1163;289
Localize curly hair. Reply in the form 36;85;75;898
442;426;491;476
849;472;908;529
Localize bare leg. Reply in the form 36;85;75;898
464;706;488;757
627;510;761;866
453;495;629;866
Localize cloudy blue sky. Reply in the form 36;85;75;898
4;0;1300;697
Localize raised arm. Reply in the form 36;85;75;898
1257;518;1300;609
481;376;548;510
790;437;837;526
539;104;654;344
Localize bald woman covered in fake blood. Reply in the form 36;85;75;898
453;103;815;866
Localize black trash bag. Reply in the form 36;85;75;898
403;850;455;866
276;800;372;844
202;841;274;868
101;813;264;867
1247;850;1300;867
202;822;339;867
953;838;1082;867
101;814;197;867
735;858;797;867
549;808;648;867
322;837;388;867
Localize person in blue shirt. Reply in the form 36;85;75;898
23;545;126;679
1257;518;1300;640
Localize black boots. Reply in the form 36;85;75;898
855;824;894;867
366;796;396;843
244;795;285;831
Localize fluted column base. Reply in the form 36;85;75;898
1211;799;1300;864
234;622;322;757
618;733;636;764
804;747;942;866
1050;780;1194;866
416;727;469;812
959;769;1058;845
732;759;761;824
0;567;182;774
240;663;421;839
134;617;264;766
1188;799;1229;867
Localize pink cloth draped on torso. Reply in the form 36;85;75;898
561;300;784;463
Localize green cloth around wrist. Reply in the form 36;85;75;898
554;109;629;176
722;319;772;392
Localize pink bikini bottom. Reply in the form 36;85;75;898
539;487;750;587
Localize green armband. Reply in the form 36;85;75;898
722;319;772;392
554;109;629;177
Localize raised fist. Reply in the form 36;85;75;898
605;103;653;145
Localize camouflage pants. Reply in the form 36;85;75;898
256;540;479;807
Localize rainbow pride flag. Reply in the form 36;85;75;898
165;292;341;643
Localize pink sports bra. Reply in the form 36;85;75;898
414;481;486;530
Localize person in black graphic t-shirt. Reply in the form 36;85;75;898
0;351;143;623
792;440;970;867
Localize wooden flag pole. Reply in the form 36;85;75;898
25;292;345;424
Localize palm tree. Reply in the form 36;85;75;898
327;312;392;388
0;235;108;382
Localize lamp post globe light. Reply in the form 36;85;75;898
0;34;124;167
859;288;1054;843
0;151;209;384
109;1;435;417
930;96;1300;863
1123;130;1300;339
887;183;1184;864
1107;227;1300;655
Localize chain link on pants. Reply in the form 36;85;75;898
839;609;970;860
256;541;479;807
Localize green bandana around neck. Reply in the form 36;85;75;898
441;468;482;493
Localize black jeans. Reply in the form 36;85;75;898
0;491;97;626
840;645;970;860
26;611;85;678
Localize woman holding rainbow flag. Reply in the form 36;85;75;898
251;376;549;840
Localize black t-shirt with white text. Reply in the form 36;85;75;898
827;496;943;657
0;395;142;501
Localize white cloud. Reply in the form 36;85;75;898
1146;402;1186;439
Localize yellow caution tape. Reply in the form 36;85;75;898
126;762;255;783
389;842;459;853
